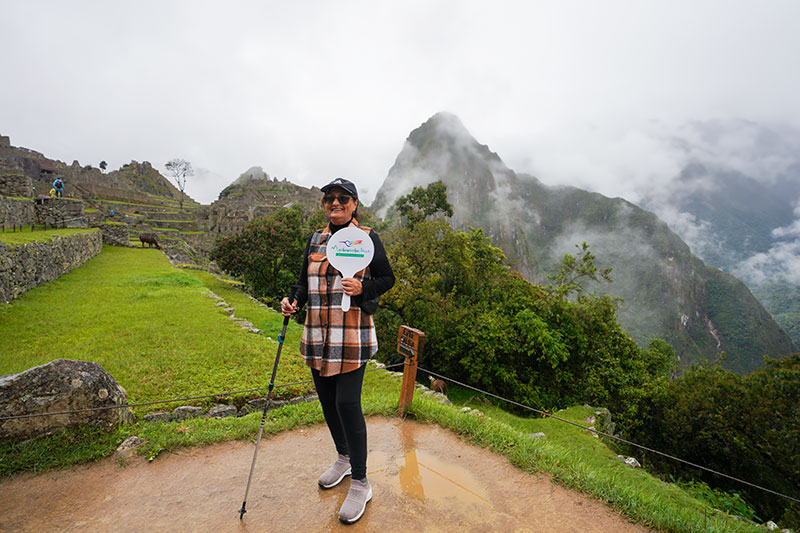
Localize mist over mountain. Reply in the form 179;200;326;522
372;113;797;373
628;120;800;344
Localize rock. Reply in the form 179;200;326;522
207;404;238;418
430;392;450;404
0;359;134;440
172;406;204;421
583;416;597;425
765;522;778;531
143;411;171;423
592;408;615;435
460;407;472;413
224;307;236;314
248;328;262;335
528;432;546;439
115;435;147;462
247;398;267;410
623;457;641;468
587;426;600;438
215;301;228;307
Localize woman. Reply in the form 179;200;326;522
281;178;394;524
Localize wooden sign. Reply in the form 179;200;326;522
397;325;425;415
397;325;425;359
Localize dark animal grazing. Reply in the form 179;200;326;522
429;376;448;396
139;233;160;249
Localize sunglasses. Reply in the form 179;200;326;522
322;194;355;205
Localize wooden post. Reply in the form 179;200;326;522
397;325;425;415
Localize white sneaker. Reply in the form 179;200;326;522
338;478;372;524
318;454;351;489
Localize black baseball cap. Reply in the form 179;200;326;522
320;178;358;197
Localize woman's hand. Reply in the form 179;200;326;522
342;278;363;296
281;297;298;316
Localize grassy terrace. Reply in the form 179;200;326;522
0;246;311;409
0;227;99;246
0;246;765;532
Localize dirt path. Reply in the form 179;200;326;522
0;417;651;532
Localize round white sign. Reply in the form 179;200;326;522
326;226;375;312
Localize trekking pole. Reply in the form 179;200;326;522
238;313;291;520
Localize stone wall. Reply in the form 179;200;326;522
34;198;87;228
0;230;102;303
98;222;132;247
0;197;35;228
0;170;33;197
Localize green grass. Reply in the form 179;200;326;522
0;246;312;411
1;195;33;201
91;198;178;209
0;247;769;531
0;228;99;246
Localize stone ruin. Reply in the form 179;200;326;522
34;197;87;228
0;359;135;441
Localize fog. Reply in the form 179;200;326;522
2;1;799;284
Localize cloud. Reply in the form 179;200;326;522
2;1;800;209
733;200;800;285
734;240;800;286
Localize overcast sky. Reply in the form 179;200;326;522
2;1;800;206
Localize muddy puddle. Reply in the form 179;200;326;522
0;417;650;532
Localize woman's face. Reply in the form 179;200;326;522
322;187;358;225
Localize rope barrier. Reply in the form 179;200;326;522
417;366;800;505
0;361;405;422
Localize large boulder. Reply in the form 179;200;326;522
0;359;134;441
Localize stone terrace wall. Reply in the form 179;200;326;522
0;198;35;228
0;230;102;303
0;170;33;197
34;198;87;228
98;222;131;247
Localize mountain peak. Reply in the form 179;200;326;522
408;112;475;149
232;166;270;186
372;111;511;217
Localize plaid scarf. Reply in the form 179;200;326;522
300;221;378;376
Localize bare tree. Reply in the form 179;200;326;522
165;158;194;211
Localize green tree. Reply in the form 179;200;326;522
624;355;800;528
376;218;671;417
210;204;311;303
394;180;453;227
99;160;107;171
547;242;612;299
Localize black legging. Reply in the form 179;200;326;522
311;364;367;480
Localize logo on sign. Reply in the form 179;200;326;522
332;239;369;258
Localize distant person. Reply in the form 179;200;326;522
281;178;394;524
109;209;115;218
53;178;64;198
49;187;56;198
